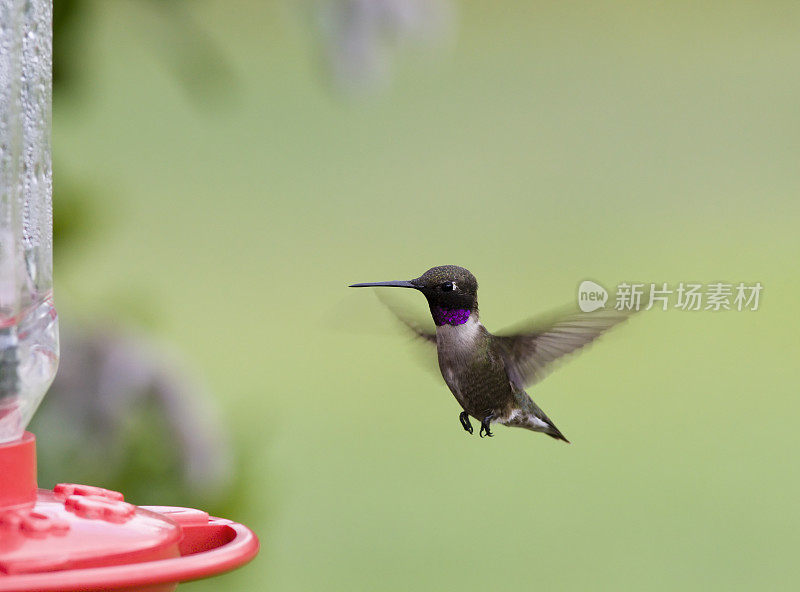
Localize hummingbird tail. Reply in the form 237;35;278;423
501;397;570;442
545;426;570;444
515;417;569;443
520;400;570;443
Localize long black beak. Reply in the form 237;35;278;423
349;280;418;289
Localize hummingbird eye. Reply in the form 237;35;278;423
441;281;455;292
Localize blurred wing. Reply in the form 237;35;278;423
495;307;633;389
373;290;441;378
375;290;436;345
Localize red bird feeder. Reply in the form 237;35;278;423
0;433;258;591
0;1;259;588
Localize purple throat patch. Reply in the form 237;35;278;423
432;307;470;326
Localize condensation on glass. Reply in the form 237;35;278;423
0;0;58;442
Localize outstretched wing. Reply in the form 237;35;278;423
373;290;441;377
495;307;632;389
375;290;436;345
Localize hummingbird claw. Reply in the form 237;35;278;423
479;415;495;438
459;411;473;435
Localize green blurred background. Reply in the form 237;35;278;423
44;1;800;590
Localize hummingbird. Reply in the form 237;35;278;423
350;265;632;442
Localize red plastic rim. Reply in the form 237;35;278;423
0;433;259;591
0;518;259;592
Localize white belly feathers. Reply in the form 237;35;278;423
435;315;482;352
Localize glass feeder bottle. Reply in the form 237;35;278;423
0;0;59;443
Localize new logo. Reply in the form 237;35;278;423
577;280;608;312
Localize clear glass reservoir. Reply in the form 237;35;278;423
0;0;58;442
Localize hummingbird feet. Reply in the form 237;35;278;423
459;411;473;435
479;414;495;438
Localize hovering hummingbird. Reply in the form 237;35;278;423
350;265;632;442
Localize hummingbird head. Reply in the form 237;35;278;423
350;265;478;326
